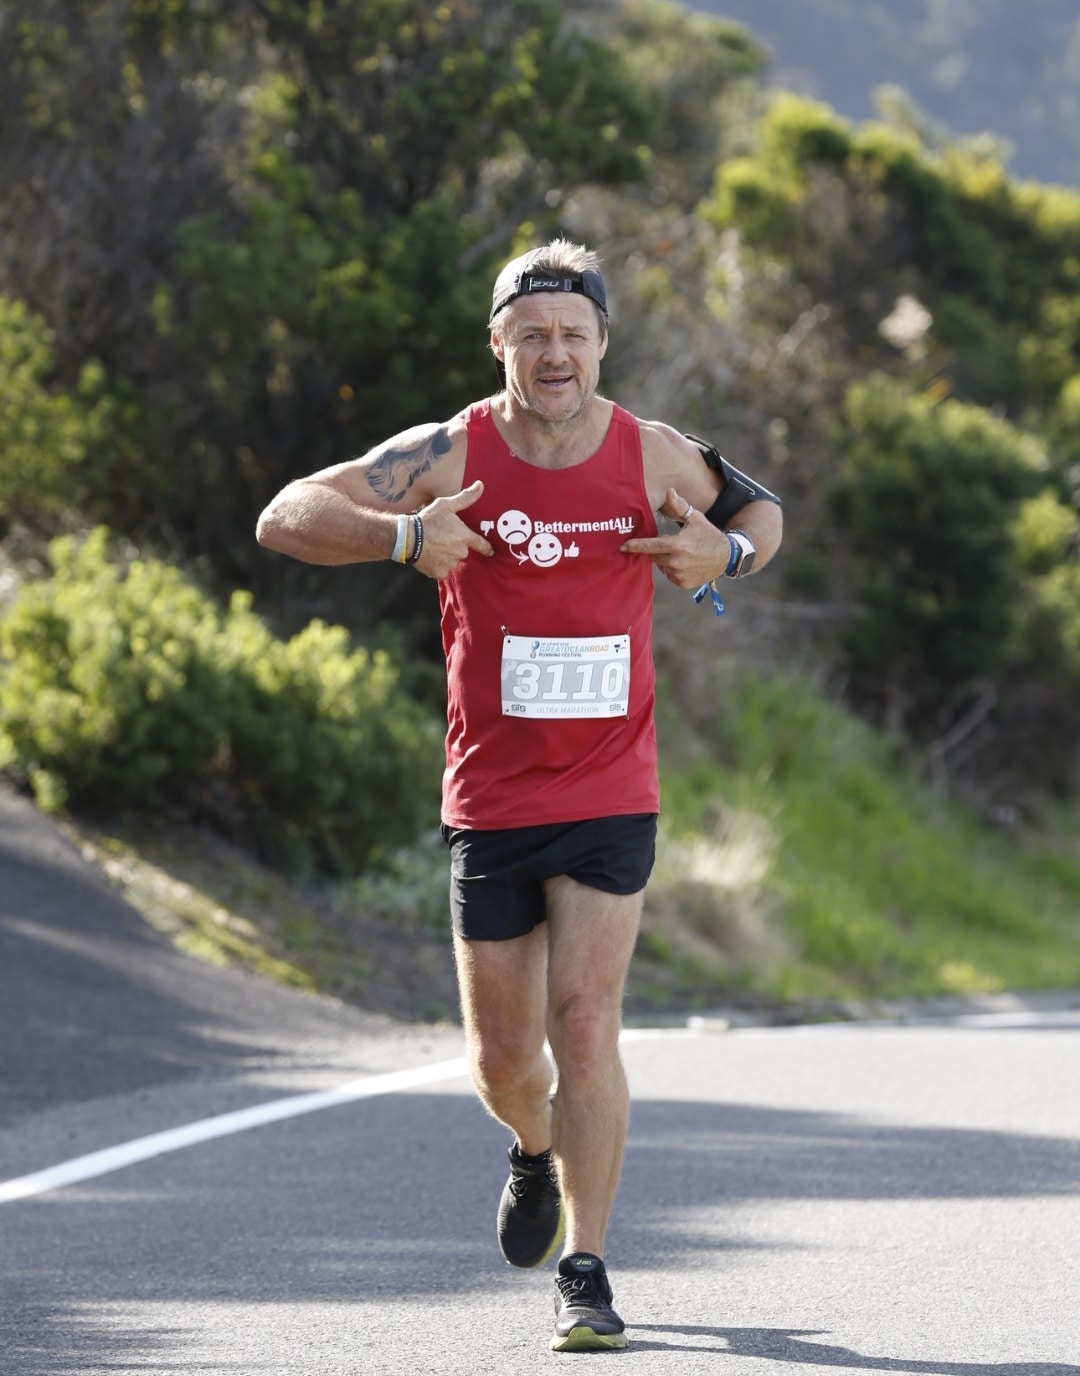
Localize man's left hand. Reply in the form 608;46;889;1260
620;487;730;589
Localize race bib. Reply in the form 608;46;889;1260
501;633;631;718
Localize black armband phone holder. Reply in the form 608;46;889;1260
685;433;782;528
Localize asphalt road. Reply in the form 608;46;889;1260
1;782;1078;1375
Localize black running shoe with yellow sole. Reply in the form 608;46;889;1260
497;1143;564;1268
551;1252;629;1352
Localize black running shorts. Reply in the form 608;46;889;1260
441;813;658;942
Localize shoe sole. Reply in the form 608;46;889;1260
550;1325;629;1353
502;1200;565;1269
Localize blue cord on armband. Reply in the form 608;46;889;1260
692;532;737;616
692;581;725;616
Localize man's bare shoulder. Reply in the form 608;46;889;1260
635;417;722;510
636;417;712;483
636;417;699;465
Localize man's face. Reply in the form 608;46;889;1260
492;294;608;425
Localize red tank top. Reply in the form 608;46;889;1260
438;400;660;828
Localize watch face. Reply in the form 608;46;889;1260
738;548;755;577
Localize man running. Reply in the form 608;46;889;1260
256;238;782;1351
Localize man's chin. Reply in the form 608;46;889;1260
522;386;590;423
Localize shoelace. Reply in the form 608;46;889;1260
556;1271;611;1307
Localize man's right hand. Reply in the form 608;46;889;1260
413;481;494;579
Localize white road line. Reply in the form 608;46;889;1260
0;1056;470;1205
0;1029;694;1206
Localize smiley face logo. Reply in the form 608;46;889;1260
528;532;563;568
497;509;532;548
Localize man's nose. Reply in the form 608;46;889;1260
541;334;569;365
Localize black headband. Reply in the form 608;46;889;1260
488;267;608;326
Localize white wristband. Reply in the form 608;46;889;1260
390;514;409;564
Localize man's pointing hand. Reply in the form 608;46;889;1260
621;486;729;589
414;481;495;579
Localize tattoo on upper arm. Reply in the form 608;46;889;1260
367;427;453;502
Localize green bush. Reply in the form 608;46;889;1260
0;297;115;522
1012;493;1080;682
0;529;443;876
832;375;1048;726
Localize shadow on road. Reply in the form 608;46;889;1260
631;1325;1078;1374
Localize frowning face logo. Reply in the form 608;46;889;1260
497;509;532;549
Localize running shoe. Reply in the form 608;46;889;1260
551;1252;629;1351
496;1143;564;1268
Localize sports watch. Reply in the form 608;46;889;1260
725;528;756;578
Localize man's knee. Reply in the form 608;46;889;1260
547;991;622;1077
468;1025;548;1100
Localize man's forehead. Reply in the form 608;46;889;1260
503;293;602;333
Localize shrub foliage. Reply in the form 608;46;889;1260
0;529;443;875
832;375;1048;725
